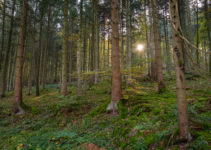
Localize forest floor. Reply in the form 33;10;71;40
0;74;211;150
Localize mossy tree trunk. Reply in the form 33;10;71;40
169;0;191;144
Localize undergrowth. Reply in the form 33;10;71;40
0;76;210;150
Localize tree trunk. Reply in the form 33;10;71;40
149;5;156;80
61;0;69;95
0;0;6;70
126;0;132;87
9;45;16;91
169;0;191;143
144;0;150;76
120;0;124;70
204;0;211;75
69;16;74;83
36;9;44;96
107;29;110;69
196;0;199;65
83;17;87;72
108;0;121;113
13;0;27;114
178;0;193;73
90;0;96;72
28;8;37;95
0;0;16;97
163;10;172;76
42;6;51;89
77;0;83;96
94;0;99;84
151;0;165;92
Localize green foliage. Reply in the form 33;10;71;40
118;99;128;119
0;78;210;149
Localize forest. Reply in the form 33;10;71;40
0;0;211;149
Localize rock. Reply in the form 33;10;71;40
106;101;118;111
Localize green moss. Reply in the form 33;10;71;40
87;100;110;118
0;78;210;149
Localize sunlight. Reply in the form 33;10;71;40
136;44;144;52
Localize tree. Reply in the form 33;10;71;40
169;0;191;144
77;0;83;96
126;0;132;87
204;0;211;75
151;0;165;92
108;0;121;113
13;0;28;113
0;0;6;70
163;10;172;76
94;0;99;84
35;5;44;96
42;6;51;89
178;0;193;73
0;0;16;97
61;0;69;95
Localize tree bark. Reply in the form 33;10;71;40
28;6;37;95
149;4;156;80
90;0;96;72
107;29;110;69
94;0;99;84
151;0;165;92
204;0;211;75
169;0;191;143
36;8;44;96
126;0;132;87
61;0;69;95
83;17;87;72
0;0;16;97
120;0;125;70
178;0;193;73
42;6;51;89
0;0;6;70
144;0;150;76
196;0;199;65
13;0;27;114
109;0;121;113
163;11;172;76
77;0;83;96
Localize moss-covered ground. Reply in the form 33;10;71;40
0;76;210;150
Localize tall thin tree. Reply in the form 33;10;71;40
42;6;51;89
61;0;69;95
169;0;191;144
151;0;165;92
13;0;28;113
36;6;44;96
0;0;16;97
77;0;83;96
109;0;121;113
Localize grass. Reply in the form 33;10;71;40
0;76;210;150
